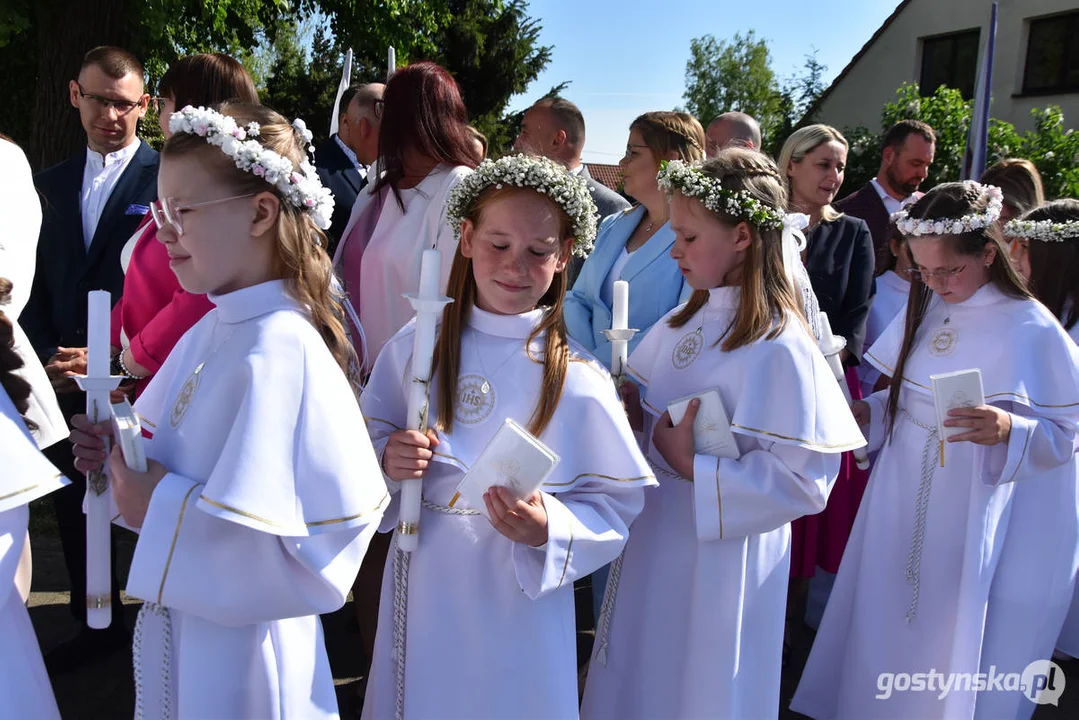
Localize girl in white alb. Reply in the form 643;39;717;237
580;151;865;720
793;182;1079;720
69;103;388;719
1006;202;1079;668
360;155;655;719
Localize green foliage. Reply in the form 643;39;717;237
682;31;783;140
261;22;342;145
840;83;1079;200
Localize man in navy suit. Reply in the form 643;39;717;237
315;82;384;256
835;119;936;251
20;45;159;672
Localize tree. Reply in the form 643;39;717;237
768;51;828;156
262;22;344;145
682;31;784;143
839;83;1079;200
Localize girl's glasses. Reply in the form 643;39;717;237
905;265;967;284
151;194;257;237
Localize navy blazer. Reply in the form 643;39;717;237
834;182;890;252
314;136;365;257
20;142;159;367
804;213;876;363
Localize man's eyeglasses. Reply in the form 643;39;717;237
76;83;146;115
905;265;967;284
151;194;257;237
373;98;385;120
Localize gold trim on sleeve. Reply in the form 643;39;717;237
0;473;64;503
714;461;724;540
158;483;200;604
1003;423;1033;484
198;494;389;529
543;472;656;488
557;525;574;588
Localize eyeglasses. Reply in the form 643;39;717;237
905;265;967;284
151;194;257;237
373;99;385;120
76;83;146;115
623;143;649;159
150;96;169;114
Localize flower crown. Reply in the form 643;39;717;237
445;155;599;257
1003;218;1079;243
892;182;1003;237
656;160;784;231
169;106;335;232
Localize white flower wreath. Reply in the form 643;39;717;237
1003;218;1079;243
656;159;785;231
893;182;1004;237
445;154;599;257
169;106;335;231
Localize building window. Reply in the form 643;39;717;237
919;29;980;100
1023;11;1079;95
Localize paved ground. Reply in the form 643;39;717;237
25;503;1079;719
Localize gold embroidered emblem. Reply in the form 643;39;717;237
170;364;203;428
672;330;703;369
455;373;495;424
928;327;958;357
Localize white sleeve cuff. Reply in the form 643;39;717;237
512;493;573;600
692;454;723;541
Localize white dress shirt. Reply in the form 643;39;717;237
81;139;141;249
334;134;367;182
869;177;916;215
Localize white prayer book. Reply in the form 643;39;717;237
667;389;740;460
110;399;148;472
451;418;560;519
930;368;985;465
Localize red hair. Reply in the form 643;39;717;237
373;62;481;207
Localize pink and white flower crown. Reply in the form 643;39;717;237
169;105;335;232
892;182;1004;237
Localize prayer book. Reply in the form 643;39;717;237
110;399;148;472
667;389;740;460
930;368;985;466
451;418;560;518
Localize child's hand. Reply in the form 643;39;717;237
109;446;167;528
620;381;644;432
70;414;114;473
382;429;440;481
652;399;698;479
484;486;549;547
944;405;1011;445
851;400;871;427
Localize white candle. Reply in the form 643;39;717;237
87;291;111;377
612;280;629;330
388;47;396;78
418;249;440;299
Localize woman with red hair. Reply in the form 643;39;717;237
334;61;481;373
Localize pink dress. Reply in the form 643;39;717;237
111;215;214;396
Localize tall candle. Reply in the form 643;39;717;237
612;280;629;330
87;291;111;377
418;249;440;299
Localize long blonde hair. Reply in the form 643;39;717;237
162;102;358;380
668;148;805;350
777;124;848;223
434;186;573;437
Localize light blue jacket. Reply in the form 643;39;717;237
564;205;692;368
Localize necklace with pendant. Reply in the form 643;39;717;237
470;330;518;394
170;321;239;428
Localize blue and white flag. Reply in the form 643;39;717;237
961;3;997;181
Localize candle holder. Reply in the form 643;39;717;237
602;327;639;388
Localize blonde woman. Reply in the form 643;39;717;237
777;125;875;633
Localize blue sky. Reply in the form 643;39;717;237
506;0;904;163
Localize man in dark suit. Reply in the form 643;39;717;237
315;82;384;256
514;96;630;282
835;119;936;251
20;45;159;672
